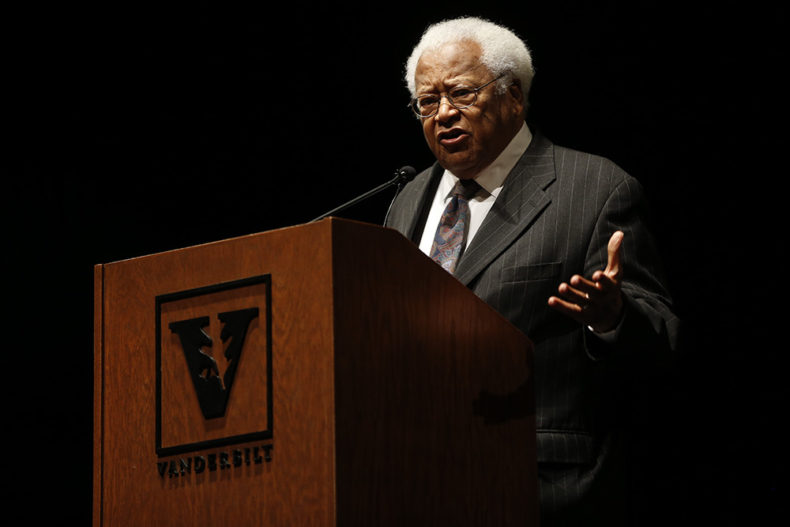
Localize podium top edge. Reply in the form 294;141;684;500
94;217;398;268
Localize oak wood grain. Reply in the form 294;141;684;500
94;218;537;526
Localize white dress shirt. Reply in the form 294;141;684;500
418;122;533;255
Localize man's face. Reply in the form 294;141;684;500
414;40;524;180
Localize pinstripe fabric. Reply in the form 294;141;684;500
386;133;679;526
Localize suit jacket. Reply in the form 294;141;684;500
386;132;680;526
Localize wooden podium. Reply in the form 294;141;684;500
93;218;538;526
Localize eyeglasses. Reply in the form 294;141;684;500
409;74;505;118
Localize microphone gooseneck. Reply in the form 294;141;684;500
383;166;416;226
310;166;417;224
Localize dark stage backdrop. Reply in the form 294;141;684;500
9;1;785;523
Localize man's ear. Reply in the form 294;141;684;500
508;81;525;117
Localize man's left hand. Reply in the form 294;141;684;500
548;231;625;333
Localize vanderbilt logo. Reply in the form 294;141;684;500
169;308;259;419
155;275;273;458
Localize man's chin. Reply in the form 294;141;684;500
437;149;475;170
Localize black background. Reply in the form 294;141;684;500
8;1;786;523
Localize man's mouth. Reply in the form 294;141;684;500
438;128;470;147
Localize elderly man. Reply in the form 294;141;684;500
386;17;680;526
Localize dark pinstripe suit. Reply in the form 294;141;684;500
386;132;680;525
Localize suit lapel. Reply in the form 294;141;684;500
454;134;557;286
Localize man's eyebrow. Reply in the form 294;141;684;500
416;73;483;95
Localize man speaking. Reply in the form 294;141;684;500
386;16;680;526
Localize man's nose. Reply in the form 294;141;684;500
435;96;459;122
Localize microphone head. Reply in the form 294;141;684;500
396;166;417;183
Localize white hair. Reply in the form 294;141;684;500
405;17;534;104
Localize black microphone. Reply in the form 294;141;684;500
310;166;417;224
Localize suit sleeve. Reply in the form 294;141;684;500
582;173;681;371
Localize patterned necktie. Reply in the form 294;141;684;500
430;179;481;274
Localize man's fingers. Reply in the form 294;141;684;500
571;274;617;303
549;231;626;330
605;231;624;277
560;279;595;305
548;295;585;320
591;270;618;293
569;274;596;290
